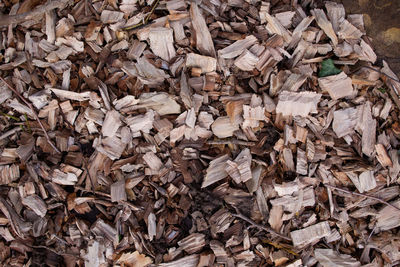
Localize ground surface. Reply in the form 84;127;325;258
334;0;400;76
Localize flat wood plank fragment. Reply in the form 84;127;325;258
202;155;230;188
211;116;239;138
276;91;321;117
332;107;358;138
102;110;121;137
148;27;176;61
190;3;215;57
110;180;127;202
290;221;331;247
234;50;258;71
375;144;392;167
186;53;217;73
315;249;361;267
218;35;258;59
311;9;338;46
318;72;354;100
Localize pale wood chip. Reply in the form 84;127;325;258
290;221;331;247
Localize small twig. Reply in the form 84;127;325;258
206;139;256;146
324;184;400;212
122;0;159;30
0;76;60;153
0;0;70;27
232;208;291;241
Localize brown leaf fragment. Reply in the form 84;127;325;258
190;3;215;57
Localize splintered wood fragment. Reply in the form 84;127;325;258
218;35;258;59
202;155;230;188
338;19;363;40
376;199;400;231
288;16;315;49
318;72;354;100
356;171;377;193
256;187;269;220
91;219;117;243
296;148;308;175
243;105;266;129
50;88;91;101
211;116;239;138
311;9;338;46
51;169;78;185
147;213;156;241
0;0;69;27
122;57;169;87
314;249;361;267
264;13;292;44
158;255;199;267
375;144;392;167
186;53;217;73
21;195;47;217
276;91;321;117
290;221;331;247
225;148;252;183
148;27;176;61
270;187;315;214
0;165;19;185
354;40;377;63
96;136;127;160
143;152;163;171
268;205;283;232
110;180;127;202
178;233;206;254
127;40;147;60
325;1;345;32
190;3;215;57
136;93;180;115
45;11;56;44
116;251;153;267
358;102;376;157
234;50;258;71
102;110;121;137
100;10;124;24
332;107;358;138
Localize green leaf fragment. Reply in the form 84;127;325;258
318;59;342;77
